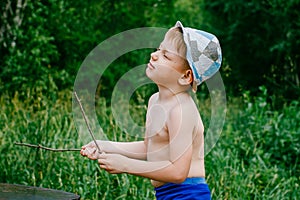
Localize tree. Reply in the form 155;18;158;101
202;0;300;100
0;0;103;94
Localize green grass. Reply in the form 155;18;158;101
0;87;299;199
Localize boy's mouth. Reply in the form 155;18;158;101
148;62;155;69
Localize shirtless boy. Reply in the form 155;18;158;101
80;21;222;199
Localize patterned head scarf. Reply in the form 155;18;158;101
175;21;222;92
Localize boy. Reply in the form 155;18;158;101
80;21;222;199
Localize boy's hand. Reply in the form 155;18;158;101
80;141;101;160
98;153;127;174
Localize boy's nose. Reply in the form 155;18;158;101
151;52;158;61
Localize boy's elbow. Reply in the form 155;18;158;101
172;171;188;184
169;162;190;183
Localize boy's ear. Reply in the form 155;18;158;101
178;69;193;86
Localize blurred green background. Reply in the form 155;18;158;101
0;0;299;199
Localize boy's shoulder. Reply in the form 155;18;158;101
147;92;159;106
169;94;199;118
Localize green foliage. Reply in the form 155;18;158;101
0;89;154;199
1;1;58;93
237;86;300;171
2;0;299;101
202;0;300;99
0;0;105;93
206;86;300;199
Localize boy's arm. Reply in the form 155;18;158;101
81;94;158;161
81;140;147;160
98;104;195;183
97;146;192;184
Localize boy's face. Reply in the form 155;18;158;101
146;31;187;87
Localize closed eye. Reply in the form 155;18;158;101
163;52;171;60
159;48;170;59
155;48;171;60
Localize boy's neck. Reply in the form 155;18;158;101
157;85;188;101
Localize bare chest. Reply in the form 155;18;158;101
145;104;170;159
146;104;168;136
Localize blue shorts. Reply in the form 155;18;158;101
154;177;211;200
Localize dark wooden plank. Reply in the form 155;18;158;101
0;183;80;200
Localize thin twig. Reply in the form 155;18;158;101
74;92;102;153
14;142;81;152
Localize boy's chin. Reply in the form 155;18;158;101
145;68;153;79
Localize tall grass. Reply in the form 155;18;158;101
206;86;300;199
0;86;299;199
0;89;153;199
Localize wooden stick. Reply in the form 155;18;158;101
74;92;102;153
14;142;81;152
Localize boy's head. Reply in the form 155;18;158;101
173;21;222;92
146;27;193;91
147;21;221;92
